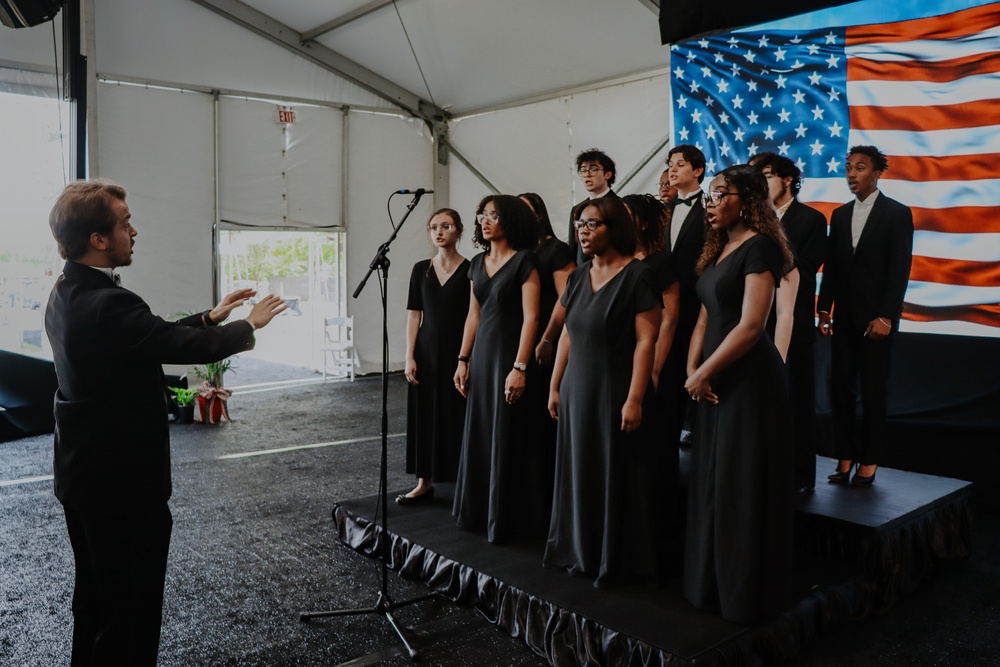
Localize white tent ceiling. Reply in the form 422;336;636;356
196;0;670;118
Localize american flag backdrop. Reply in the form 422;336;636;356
669;1;1000;337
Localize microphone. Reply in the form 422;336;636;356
397;188;434;195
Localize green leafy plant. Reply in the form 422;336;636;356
169;386;200;406
191;358;236;387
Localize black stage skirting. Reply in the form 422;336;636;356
333;457;973;666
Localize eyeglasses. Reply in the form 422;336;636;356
428;223;455;232
577;165;604;176
573;218;604;231
476;213;499;224
706;190;740;206
658;182;672;188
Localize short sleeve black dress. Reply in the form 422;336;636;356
543;259;662;586
683;233;794;624
453;249;547;542
405;258;471;483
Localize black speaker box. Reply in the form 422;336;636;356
0;0;65;29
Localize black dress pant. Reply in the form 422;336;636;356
830;329;893;466
64;502;173;667
786;337;818;488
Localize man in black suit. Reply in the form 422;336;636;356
817;146;913;487
663;144;707;450
567;148;618;265
755;153;829;494
45;179;286;665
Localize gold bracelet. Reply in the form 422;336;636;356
877;317;891;328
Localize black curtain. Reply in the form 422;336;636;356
659;0;858;44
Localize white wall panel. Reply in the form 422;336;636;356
449;76;672;243
96;83;216;322
346;112;434;373
0;18;60;70
218;98;287;227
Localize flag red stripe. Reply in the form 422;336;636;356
910;206;999;234
848;51;1000;83
880;154;996;182
911;256;1000;288
846;3;1000;45
903;302;1000;328
850;100;997;132
799;205;998;234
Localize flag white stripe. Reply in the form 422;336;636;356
872;179;1000;209
847;25;1000;63
848;126;1000;157
899;318;999;337
848;72;1000;107
904;281;1000;307
914;231;1000;262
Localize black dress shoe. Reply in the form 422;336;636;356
851;468;877;487
794;486;815;495
828;463;854;484
395;487;434;505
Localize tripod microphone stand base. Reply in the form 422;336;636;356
300;589;439;660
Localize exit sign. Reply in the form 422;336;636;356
276;108;296;125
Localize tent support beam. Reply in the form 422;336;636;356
444;140;499;195
616;133;671;192
187;0;446;124
300;0;394;43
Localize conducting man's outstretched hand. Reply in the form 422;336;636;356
244;294;288;330
210;288;256;324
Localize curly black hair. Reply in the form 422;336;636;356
577;196;637;257
472;194;539;252
575;149;616;185
847;145;888;172
696;164;794;276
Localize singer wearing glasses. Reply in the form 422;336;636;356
683;164;795;624
544;196;661;586
452;194;544;543
399;209;470;505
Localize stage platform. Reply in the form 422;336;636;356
333;458;973;666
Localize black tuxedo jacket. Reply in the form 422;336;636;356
568;190;619;265
817;192;913;332
667;195;706;338
45;261;256;513
782;199;829;341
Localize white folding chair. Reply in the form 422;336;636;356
321;316;357;381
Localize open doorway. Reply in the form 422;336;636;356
0;88;69;359
218;229;347;372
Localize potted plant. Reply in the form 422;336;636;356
168;386;200;424
191;358;236;424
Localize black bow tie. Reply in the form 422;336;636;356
677;192;702;207
112;272;122;286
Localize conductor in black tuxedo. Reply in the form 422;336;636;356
755;153;828;494
663;144;707;451
44;179;286;665
817;146;913;487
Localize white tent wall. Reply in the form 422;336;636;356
96;83;216;332
345;111;435;374
0;17;60;72
448;75;674;244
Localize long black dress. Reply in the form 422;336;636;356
683;233;794;624
543;259;662;586
453;249;546;542
405;258;471;483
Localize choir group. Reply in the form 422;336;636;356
399;142;913;624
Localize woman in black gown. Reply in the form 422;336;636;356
452;194;542;543
683;164;796;624
399;209;470;504
544;196;662;586
623;193;682;558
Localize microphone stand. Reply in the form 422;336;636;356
300;191;436;659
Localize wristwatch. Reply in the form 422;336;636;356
513;361;527;372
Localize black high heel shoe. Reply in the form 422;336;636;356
851;466;877;487
828;462;854;484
